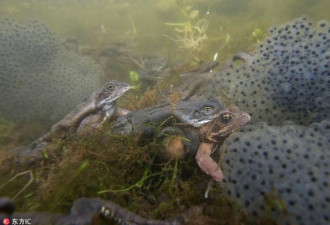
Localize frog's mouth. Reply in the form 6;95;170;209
210;127;239;142
110;84;130;102
189;117;214;127
100;84;130;106
183;114;220;128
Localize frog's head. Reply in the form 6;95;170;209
199;105;250;142
95;80;130;109
174;100;227;128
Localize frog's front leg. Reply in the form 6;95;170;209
195;142;224;182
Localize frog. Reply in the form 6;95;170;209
31;80;129;143
139;55;168;82
114;100;250;195
196;105;250;183
160;53;255;104
0;197;203;225
113;100;226;136
179;60;219;78
13;80;130;164
48;80;130;137
159;61;219;103
173;100;226;127
159;105;250;197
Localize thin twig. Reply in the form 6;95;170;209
0;171;34;199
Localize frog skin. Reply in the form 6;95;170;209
196;105;251;182
173;100;226;127
179;60;219;78
13;80;130;164
160;61;219;103
138;55;168;82
113;100;226;135
161;55;255;103
0;197;203;225
49;80;130;137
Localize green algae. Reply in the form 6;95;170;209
0;118;280;225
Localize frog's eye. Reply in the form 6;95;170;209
203;106;214;114
104;83;116;92
220;113;233;123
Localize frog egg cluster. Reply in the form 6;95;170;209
200;16;329;125
220;120;330;225
0;18;102;125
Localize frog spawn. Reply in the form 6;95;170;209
197;16;330;126
219;120;330;225
0;18;102;126
189;19;330;224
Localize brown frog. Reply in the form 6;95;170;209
13;80;130;165
34;80;130;145
196;106;250;182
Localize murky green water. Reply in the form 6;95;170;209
0;1;329;224
1;0;329;60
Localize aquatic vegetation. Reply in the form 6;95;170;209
0;171;33;200
0;124;247;224
0;0;329;224
0;107;261;223
164;1;209;63
0;117;47;147
129;70;142;90
129;70;139;83
165;19;209;50
119;86;160;111
168;16;329;224
250;28;267;43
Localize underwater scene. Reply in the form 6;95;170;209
0;0;329;224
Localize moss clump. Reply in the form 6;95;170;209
0;119;278;225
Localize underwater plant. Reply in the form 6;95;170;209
250;28;267;43
129;70;141;90
164;0;209;63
